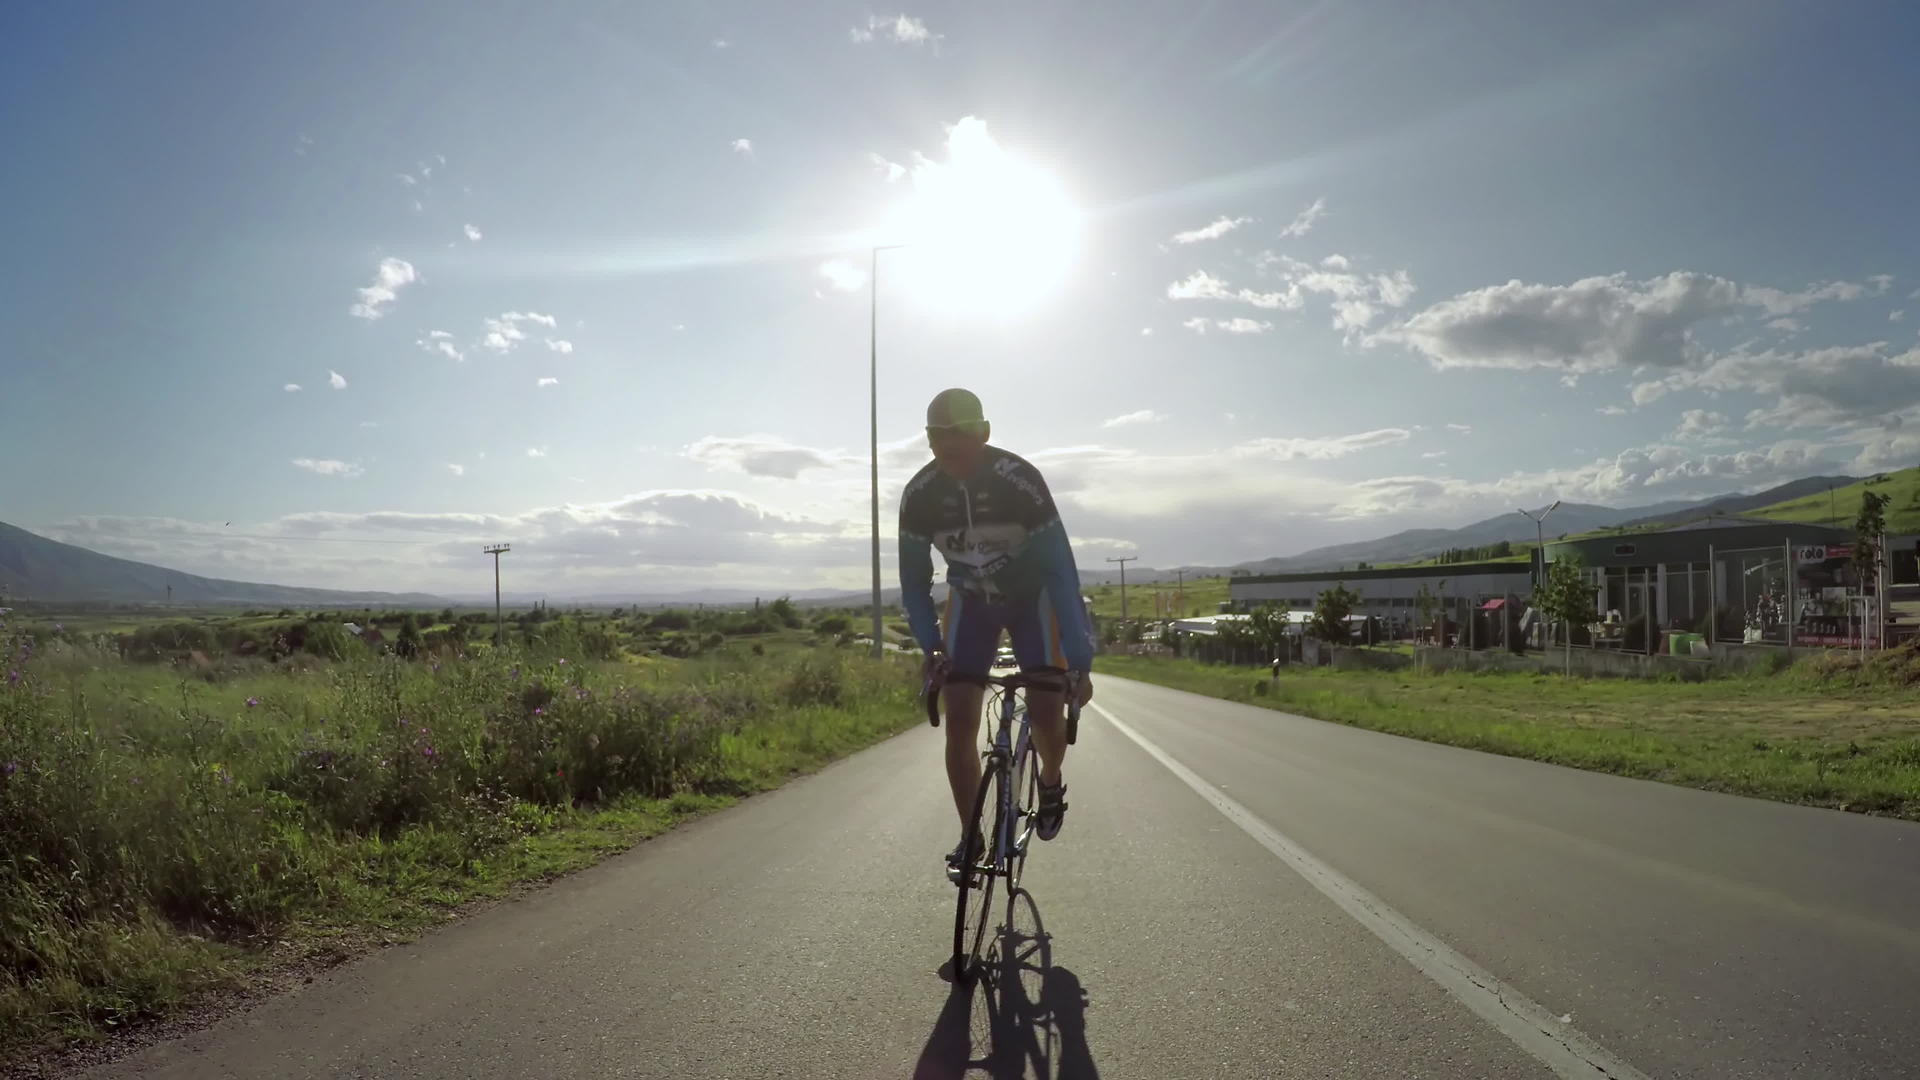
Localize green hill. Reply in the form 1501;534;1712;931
1747;468;1920;533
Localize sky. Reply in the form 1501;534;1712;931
3;0;1919;597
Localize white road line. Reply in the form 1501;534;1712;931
1090;700;1650;1080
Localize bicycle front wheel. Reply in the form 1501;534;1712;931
952;757;1005;984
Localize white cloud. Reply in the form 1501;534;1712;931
1321;254;1350;270
537;377;559;388
527;447;547;458
731;138;754;158
1171;215;1252;245
1168;269;1300;310
463;223;482;242
1446;424;1472;434
396;173;417;187
291;458;362;477
1373;271;1742;373
1172;255;1416;335
359;420;378;429
1102;410;1164;428
1421;451;1448;459
1278;197;1327;238
447;464;465;476
1379;270;1895;375
1178;315;1273;335
416;332;464;362
349;257;416;320
869;152;907;182
1140;327;1153;336
1632;343;1920;429
546;339;574;354
851;13;935;44
1894;310;1907;323
818;259;869;292
283;383;302;393
712;37;729;48
1674;408;1729;440
684;434;850;480
1232;428;1412;461
1597;405;1628;416
328;370;347;390
1218;317;1273;334
1741;280;1873;317
480;312;558;354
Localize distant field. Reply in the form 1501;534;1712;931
1084;575;1229;619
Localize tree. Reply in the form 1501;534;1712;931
1247;604;1293;662
1413;581;1450;645
395;615;423;659
1308;584;1359;643
1532;555;1591;675
1853;489;1891;648
767;596;802;629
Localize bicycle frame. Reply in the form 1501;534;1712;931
925;668;1078;877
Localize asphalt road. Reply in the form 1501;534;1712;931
89;675;1920;1079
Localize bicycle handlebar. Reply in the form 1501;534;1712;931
922;662;1083;744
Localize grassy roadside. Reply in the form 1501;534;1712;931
1095;654;1920;820
0;636;920;1064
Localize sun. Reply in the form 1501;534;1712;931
875;117;1081;317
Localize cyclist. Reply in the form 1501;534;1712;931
898;387;1096;881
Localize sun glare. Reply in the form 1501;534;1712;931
877;117;1081;317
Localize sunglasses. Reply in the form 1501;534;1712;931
926;421;988;440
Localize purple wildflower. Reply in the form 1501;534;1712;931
558;658;567;666
5;670;18;686
3;761;18;777
421;745;436;759
246;696;259;708
534;706;545;716
510;666;521;680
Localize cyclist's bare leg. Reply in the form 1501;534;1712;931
942;680;985;826
1026;687;1066;788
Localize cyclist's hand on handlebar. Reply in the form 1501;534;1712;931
922;652;949;686
1071;671;1093;708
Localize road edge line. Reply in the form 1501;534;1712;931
1089;699;1650;1080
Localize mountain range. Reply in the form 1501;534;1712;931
0;474;1867;607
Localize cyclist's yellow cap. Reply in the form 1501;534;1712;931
926;388;987;431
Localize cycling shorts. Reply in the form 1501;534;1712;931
940;586;1074;679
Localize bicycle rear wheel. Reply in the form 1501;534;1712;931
952;756;1005;984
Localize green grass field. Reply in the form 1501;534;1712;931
1084;576;1229;619
1096;654;1920;820
0;620;922;1063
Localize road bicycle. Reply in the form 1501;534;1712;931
924;664;1081;984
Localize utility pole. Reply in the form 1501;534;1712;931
1107;556;1138;624
483;544;510;647
1176;568;1185;616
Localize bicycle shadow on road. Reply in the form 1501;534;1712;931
914;888;1100;1080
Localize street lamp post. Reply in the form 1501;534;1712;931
870;244;908;661
1516;500;1560;651
1516;500;1561;588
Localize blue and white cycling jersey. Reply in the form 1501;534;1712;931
897;445;1095;671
